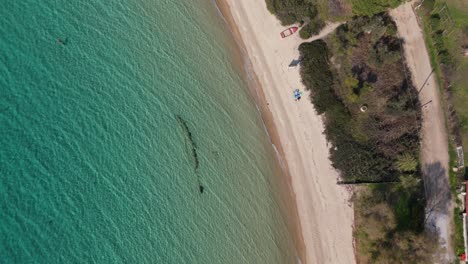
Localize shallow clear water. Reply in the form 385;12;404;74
0;0;296;263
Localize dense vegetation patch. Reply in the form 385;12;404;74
266;0;317;25
354;185;438;263
300;15;421;183
351;0;403;16
265;0;325;39
299;14;433;262
298;19;326;39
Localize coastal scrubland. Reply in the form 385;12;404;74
298;14;437;262
350;0;402;16
266;0;405;39
417;0;468;255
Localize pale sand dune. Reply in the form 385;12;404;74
219;0;355;263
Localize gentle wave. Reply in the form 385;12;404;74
0;0;297;263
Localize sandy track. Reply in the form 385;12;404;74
219;1;355;263
390;2;453;261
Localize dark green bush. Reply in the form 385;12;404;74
298;40;336;114
265;0;319;25
430;13;441;31
428;12;452;65
386;22;398;36
299;19;326;39
331;138;394;181
369;35;402;66
438;49;451;64
351;0;403;16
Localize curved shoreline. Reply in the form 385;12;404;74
214;0;355;263
214;0;307;261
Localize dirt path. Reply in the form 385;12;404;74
390;2;453;261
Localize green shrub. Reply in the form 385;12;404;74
265;0;319;25
429;13;441;31
299;19;326;39
265;0;276;14
386;22;398;36
344;75;359;86
299;28;311;39
431;31;452;64
398;174;421;191
396;153;418;172
335;22;363;48
351;0;403;16
438;49;451;64
367;38;399;68
298;40;336;114
330;140;393;181
360;82;374;96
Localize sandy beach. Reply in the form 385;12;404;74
217;0;355;263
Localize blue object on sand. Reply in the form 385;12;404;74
294;89;301;100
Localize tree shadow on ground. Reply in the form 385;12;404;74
422;162;451;225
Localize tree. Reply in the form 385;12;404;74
351;0;403;16
399;174;421;191
265;0;319;25
298;40;336;114
396;153;418;172
299;19;326;39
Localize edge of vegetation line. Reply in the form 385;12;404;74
416;0;467;256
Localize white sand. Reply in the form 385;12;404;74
220;1;355;263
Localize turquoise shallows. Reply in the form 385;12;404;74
0;0;297;263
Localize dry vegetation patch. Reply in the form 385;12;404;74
354;185;439;263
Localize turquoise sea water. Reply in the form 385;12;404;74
0;0;297;263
